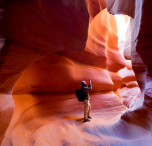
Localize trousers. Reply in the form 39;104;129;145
84;99;91;119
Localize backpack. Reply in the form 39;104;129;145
75;88;85;102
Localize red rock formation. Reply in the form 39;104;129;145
0;0;89;143
1;0;151;145
118;61;140;108
107;0;152;138
12;7;127;96
0;0;129;144
106;0;135;18
2;93;127;146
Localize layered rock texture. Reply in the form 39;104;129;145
0;0;152;145
107;0;152;138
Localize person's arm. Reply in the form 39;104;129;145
85;79;92;90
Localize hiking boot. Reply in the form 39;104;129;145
83;118;90;122
88;116;92;119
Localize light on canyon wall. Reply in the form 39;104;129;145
115;15;129;42
115;14;130;55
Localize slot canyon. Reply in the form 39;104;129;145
0;0;152;145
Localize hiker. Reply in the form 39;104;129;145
81;79;92;122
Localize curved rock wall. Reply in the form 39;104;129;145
13;8;127;94
0;0;146;144
106;0;135;18
107;0;152;133
0;0;89;143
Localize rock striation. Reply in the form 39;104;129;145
1;0;151;145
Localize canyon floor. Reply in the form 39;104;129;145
2;92;152;146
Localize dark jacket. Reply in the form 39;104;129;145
81;83;92;100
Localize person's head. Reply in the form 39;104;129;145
81;80;86;86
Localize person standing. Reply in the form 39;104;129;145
81;79;92;122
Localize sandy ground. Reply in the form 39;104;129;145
2;92;152;146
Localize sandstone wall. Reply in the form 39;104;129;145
0;0;145;144
107;0;152;131
0;0;89;142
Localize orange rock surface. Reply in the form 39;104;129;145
1;0;152;145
